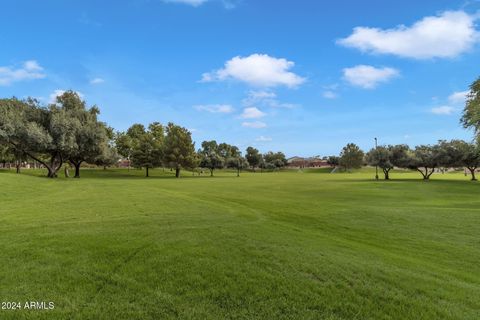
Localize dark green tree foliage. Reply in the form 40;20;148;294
245;147;262;171
409;145;443;180
263;151;287;169
0;97;75;178
366;146;393;179
438;140;480;181
163;123;196;178
199;140;224;176
129;123;164;177
460;78;480;139
339;143;364;171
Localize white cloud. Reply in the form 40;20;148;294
242;121;267;129
202;54;305;88
338;11;479;59
322;90;337;99
0;60;46;86
343;65;399;89
431;105;456;115
90;77;105;84
242;90;298;109
49;90;84;104
240;107;266;119
163;0;208;6
448;90;470;105
255;136;272;142
194;104;234;113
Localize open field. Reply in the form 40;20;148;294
0;169;479;319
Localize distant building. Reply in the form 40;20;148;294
286;156;330;168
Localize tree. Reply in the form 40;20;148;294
438;140;480;181
460;77;480;140
366;146;393;180
199;140;224;176
129;123;164;177
327;156;339;168
263;151;287;169
389;144;412;169
163;123;196;178
226;156;249;177
56;91;112;178
339;143;364;171
245;147;262;171
115;132;133;170
409;145;443;180
0;97;75;178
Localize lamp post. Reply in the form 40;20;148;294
375;137;379;180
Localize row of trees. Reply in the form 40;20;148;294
326;140;480;181
0;91;287;178
116;124;287;177
0;92;117;178
1;76;479;179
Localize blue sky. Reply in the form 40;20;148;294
1;0;479;157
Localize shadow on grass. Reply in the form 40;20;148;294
0;168;243;180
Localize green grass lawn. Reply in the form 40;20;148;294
0;168;479;319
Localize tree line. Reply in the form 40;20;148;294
0;91;287;178
1;76;479;180
327;140;480;181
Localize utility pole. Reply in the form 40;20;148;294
375;137;379;180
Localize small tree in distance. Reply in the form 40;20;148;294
245;147;262;172
339;143;364;172
366;146;393;180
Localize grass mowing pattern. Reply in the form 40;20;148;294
0;169;479;319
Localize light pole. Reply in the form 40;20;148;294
374;137;379;180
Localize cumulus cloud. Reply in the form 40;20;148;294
255;136;272;142
431;106;456;115
240;107;266;119
0;60;46;86
49;90;84;104
90;77;105;84
343;65;399;89
338;11;479;59
163;0;208;6
448;90;470;105
202;54;305;88
194;104;234;113
242;121;267;129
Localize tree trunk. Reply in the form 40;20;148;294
210;168;214;177
468;167;477;181
416;168;429;180
146;166;149;177
237;167;240;177
175;167;180;178
383;168;390;180
65;166;70;178
71;161;82;178
16;162;21;174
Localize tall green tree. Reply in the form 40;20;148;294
366;146;393;180
163;123;196;178
339;143;364;171
54;91;112;178
245;147;262;172
199;140;224;177
129;123;164;177
460;77;480;140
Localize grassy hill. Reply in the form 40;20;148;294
0;168;479;319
